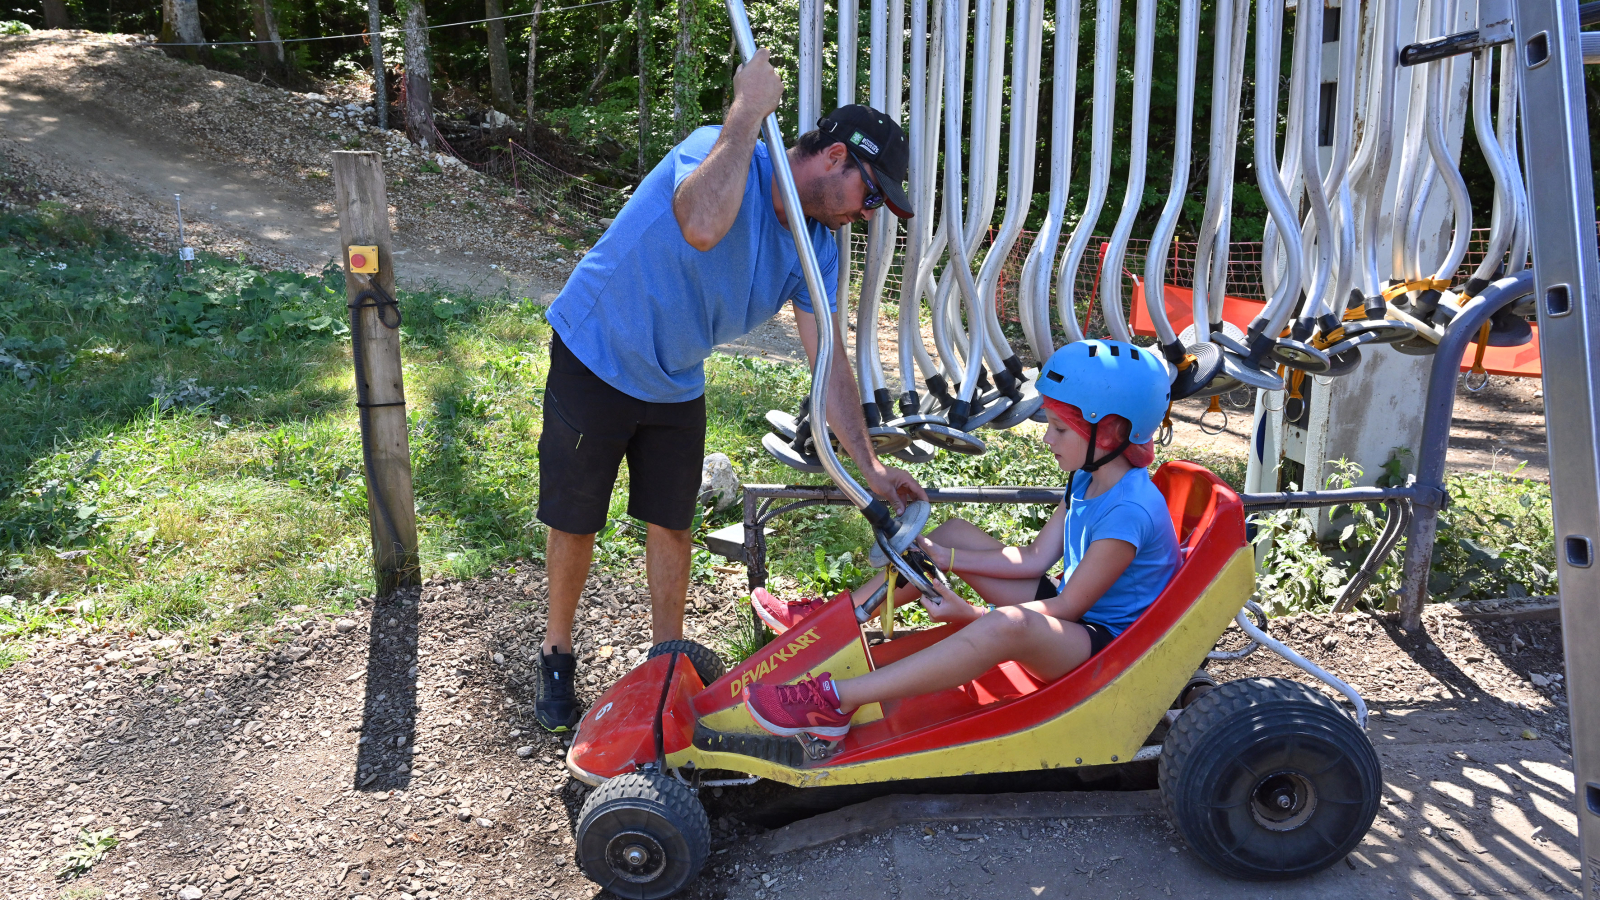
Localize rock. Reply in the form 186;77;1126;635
475;817;494;828
698;453;741;512
178;887;204;899
335;619;358;633
1522;728;1540;740
282;646;311;663
1531;672;1550;687
224;866;240;881
516;746;533;758
493;652;505;665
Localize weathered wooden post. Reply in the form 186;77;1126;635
332;151;420;596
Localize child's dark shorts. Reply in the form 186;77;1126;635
1033;574;1116;656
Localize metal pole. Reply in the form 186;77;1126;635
723;0;892;529
1508;0;1600;889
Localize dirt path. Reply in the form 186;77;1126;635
0;555;1579;899
0;33;570;298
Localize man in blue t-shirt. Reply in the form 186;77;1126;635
531;48;929;731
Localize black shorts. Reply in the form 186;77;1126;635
1033;574;1115;656
536;332;707;534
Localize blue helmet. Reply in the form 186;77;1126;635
1037;339;1171;444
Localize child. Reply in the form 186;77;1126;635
743;339;1182;739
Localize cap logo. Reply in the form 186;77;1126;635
850;131;880;155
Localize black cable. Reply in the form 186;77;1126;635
349;276;409;570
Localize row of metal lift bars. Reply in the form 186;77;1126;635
761;0;1552;474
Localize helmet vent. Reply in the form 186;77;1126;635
1109;345;1120;357
1130;348;1141;360
1087;345;1098;357
1046;370;1064;382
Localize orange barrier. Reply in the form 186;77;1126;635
1128;281;1542;378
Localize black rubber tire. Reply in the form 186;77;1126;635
1159;677;1381;880
647;639;726;686
576;772;711;900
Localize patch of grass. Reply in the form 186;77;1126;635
0;641;24;670
714;605;773;666
55;828;117;880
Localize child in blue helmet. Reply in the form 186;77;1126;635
744;339;1182;739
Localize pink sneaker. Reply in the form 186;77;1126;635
750;587;828;634
744;673;852;739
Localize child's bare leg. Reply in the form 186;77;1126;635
833;607;1094;709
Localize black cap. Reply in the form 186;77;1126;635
817;105;914;219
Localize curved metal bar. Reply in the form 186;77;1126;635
1235;607;1369;729
1097;0;1156;343
1321;0;1362;321
1020;0;1082;355
1056;0;1118;339
1391;0;1434;282
1466;47;1516;290
898;0;941;405
1351;0;1399;300
1397;270;1536;627
1142;0;1199;351
1420;0;1472;288
724;0;878;518
1207;600;1266;661
855;0;893;408
1293;0;1335;324
1496;44;1530;275
1262;0;1310;307
1246;0;1306;349
834;0;859;356
941;0;990;417
973;0;1044;370
1194;0;1250;334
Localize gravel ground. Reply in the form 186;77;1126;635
0;551;1576;899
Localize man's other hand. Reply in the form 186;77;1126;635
732;48;784;122
864;465;928;513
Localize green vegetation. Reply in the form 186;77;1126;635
0;205;1562;660
55;828;118;880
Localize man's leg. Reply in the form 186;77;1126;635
646;524;692;644
543;527;596;654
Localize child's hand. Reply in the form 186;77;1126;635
918;580;981;624
917;536;952;573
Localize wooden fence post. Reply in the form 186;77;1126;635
332;151;421;596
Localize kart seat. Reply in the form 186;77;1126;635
842;461;1247;762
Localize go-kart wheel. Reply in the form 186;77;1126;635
576;772;710;900
1159;677;1380;881
647;639;726;686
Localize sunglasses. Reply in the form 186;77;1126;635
844;151;886;211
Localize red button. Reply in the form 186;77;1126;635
350;253;368;269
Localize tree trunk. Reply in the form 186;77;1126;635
672;0;703;141
251;0;285;64
369;0;387;129
40;0;70;29
637;0;653;174
523;0;544;133
485;0;514;112
161;0;205;45
585;28;625;104
403;0;434;152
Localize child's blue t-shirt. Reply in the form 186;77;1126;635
1059;468;1181;636
546;126;839;404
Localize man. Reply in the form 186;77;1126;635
532;47;929;732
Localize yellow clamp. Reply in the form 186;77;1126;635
881;566;896;638
1381;278;1452;302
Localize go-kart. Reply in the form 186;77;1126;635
564;461;1383;898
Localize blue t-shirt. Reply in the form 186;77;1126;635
1059;468;1181;636
545;126;839;403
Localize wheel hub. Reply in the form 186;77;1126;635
605;830;667;884
1249;770;1319;832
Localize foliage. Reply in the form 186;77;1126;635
792;548;867;598
713;605;773;665
1253;458;1556;616
55;828;118;880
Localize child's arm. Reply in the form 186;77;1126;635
1022;538;1136;622
917;502;1068;580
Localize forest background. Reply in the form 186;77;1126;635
16;0;1577;244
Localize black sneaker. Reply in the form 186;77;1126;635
535;648;581;732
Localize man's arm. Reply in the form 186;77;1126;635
672;49;783;251
794;308;928;511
